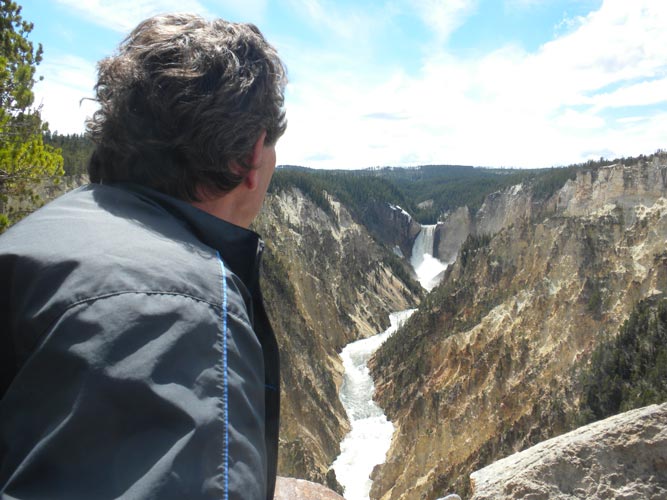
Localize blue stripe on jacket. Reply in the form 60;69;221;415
217;252;229;500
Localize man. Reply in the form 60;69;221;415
0;14;285;500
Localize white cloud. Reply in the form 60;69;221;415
554;109;606;130
37;0;667;167
277;0;667;168
539;1;667;87
286;0;349;38
55;0;213;32
410;0;478;44
33;55;98;134
589;78;667;111
284;0;389;46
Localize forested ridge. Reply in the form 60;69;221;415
8;127;662;235
270;156;644;225
578;295;667;423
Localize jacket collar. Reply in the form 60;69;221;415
108;182;263;290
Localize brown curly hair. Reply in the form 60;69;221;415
86;13;287;201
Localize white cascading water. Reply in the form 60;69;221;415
332;309;416;500
332;224;448;499
410;225;448;291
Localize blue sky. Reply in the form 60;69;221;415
21;0;667;169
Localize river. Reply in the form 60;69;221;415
332;223;448;499
331;309;416;500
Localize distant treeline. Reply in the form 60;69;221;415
271;165;526;224
365;165;529;222
272;163;573;224
272;151;665;225
43;132;94;176
41;132;664;224
270;168;410;221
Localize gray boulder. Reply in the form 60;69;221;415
470;403;667;499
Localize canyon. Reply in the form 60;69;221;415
252;188;421;492
370;155;667;499
256;153;667;499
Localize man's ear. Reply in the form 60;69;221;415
249;130;268;168
244;168;260;191
242;130;268;191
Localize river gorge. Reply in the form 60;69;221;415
259;155;667;499
333;222;448;499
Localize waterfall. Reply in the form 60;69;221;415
331;225;448;499
410;224;448;291
332;310;416;500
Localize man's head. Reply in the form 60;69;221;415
86;14;287;203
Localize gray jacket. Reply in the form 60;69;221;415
0;183;280;500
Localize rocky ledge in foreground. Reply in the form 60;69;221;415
275;477;344;500
470;403;667;499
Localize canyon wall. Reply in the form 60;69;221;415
361;201;422;259
370;154;667;499
433;207;472;265
433;178;535;264
253;187;421;490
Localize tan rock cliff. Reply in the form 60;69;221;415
370;154;667;499
433;178;535;264
363;201;422;258
434;207;472;264
254;187;421;489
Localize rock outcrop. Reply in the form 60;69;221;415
275;477;345;500
254;187;421;489
362;201;422;258
558;156;667;222
1;174;89;228
370;154;667;500
434;207;472;264
475;182;533;236
433;179;534;264
470;403;667;500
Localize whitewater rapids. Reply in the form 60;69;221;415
332;309;416;500
332;223;448;499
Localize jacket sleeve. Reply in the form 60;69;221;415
0;290;267;500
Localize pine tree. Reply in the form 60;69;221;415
0;0;63;231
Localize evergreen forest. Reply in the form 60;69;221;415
579;295;667;423
42;132;94;176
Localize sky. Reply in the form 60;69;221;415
20;0;667;169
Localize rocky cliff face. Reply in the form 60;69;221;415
474;182;534;236
253;187;421;489
434;207;472;264
1;175;89;230
433;179;535;264
362;201;422;258
559;155;667;222
369;154;667;499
